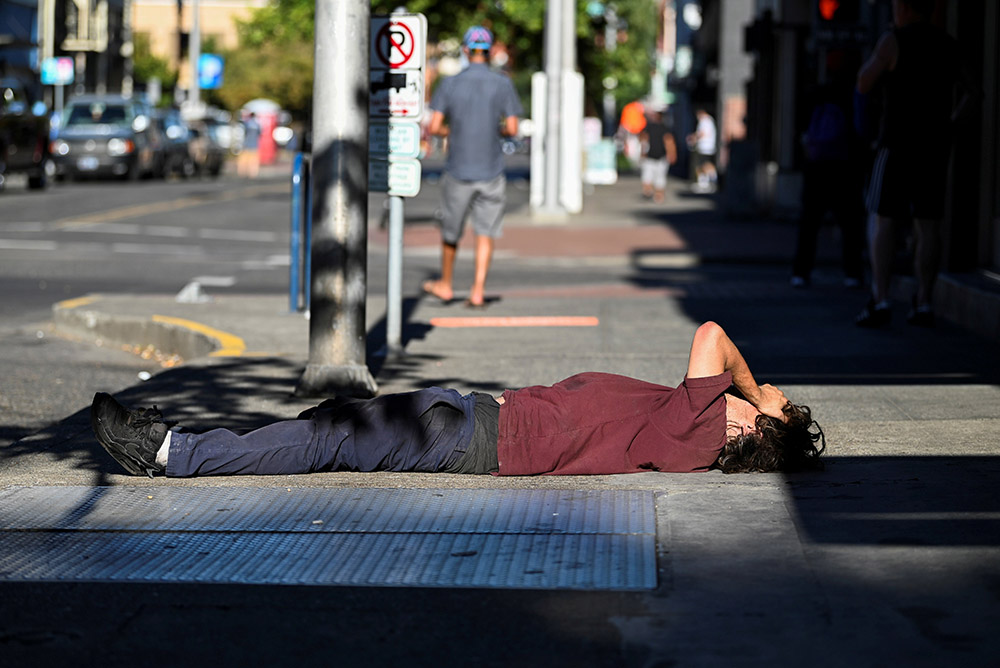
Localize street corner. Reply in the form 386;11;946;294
51;293;240;365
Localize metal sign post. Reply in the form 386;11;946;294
295;0;377;398
369;13;426;355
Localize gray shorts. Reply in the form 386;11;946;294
640;158;668;190
440;172;506;243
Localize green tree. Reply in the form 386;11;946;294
215;0;315;114
218;0;657;119
132;32;177;106
370;0;656;117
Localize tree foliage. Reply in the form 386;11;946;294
213;0;314;113
217;0;657;118
132;32;177;105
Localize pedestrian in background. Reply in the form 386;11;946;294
687;108;717;193
639;107;678;203
791;75;865;289
854;0;974;328
422;26;523;309
237;112;260;179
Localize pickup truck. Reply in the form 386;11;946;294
0;78;51;190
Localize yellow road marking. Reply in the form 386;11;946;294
55;182;288;229
56;296;98;309
151;314;246;356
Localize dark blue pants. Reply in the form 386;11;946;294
166;388;476;477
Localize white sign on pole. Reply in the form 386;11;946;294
370;13;426;197
371;15;426;71
369;70;423;118
369;158;422;197
370;120;421;159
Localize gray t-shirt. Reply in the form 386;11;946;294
429;63;523;181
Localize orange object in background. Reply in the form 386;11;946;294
620;100;646;134
257;112;277;165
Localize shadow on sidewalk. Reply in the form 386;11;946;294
787;456;1000;546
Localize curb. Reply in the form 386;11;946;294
52;295;241;362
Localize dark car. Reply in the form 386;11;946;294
156;107;195;178
0;78;51;190
51;95;162;180
187;119;227;177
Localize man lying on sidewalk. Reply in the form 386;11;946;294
91;321;825;478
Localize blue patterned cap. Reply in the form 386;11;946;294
463;26;493;50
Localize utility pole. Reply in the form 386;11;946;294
295;0;377;398
189;0;200;108
539;0;565;217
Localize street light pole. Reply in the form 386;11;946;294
189;0;200;108
539;0;565;217
295;0;377;398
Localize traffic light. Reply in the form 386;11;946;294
817;0;860;24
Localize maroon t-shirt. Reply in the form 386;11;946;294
496;371;732;475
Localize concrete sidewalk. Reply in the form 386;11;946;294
3;173;1000;666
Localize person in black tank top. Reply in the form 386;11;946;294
854;0;974;329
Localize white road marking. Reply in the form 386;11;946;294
1;222;48;232
0;239;58;251
111;242;205;255
191;275;237;287
242;254;290;269
144;225;190;237
198;229;278;243
78;223;143;235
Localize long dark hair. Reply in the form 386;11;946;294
714;403;825;474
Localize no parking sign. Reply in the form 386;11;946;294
370;13;426;196
370;15;426;71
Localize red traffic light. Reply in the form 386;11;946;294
819;0;840;21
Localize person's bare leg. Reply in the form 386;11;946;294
869;214;895;303
912;218;940;308
423;242;457;302
468;235;494;306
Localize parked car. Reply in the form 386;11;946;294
0;77;51;190
50;95;162;180
187;119;227;177
156;107;195;178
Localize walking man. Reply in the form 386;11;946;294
854;0;973;327
687;108;717;193
639;107;678;203
421;26;523;308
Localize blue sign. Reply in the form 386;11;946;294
198;54;224;90
41;57;75;86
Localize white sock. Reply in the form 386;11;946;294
155;431;172;467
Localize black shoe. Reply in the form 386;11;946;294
855;299;891;328
90;392;168;477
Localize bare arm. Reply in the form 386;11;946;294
686;321;788;420
665;133;678;164
428;110;448;137
857;32;897;94
501;115;518;138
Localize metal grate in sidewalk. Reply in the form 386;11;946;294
0;486;656;590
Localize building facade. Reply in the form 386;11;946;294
739;0;1000;279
